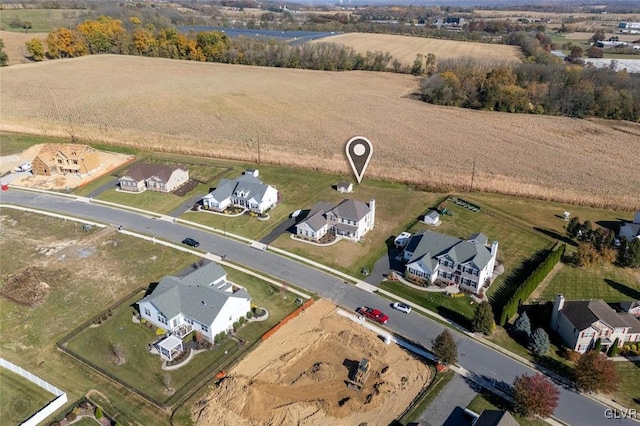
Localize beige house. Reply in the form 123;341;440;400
119;163;189;193
550;294;640;354
32;144;100;176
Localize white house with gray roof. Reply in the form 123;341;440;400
620;211;640;241
137;262;251;353
295;198;375;242
201;174;278;214
403;230;498;295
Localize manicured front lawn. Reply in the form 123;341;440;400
540;263;640;302
96;186;204;215
379;281;476;329
466;393;547;426
0;368;55;425
613;361;640;411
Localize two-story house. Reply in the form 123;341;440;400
550;294;640;354
137;262;251;360
201;173;278;214
118;162;189;193
295;198;375;242
32;144;101;176
402;230;498;295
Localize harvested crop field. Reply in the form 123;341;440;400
316;33;522;65
191;299;431;425
1;55;639;209
0;30;48;66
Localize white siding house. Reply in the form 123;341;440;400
295;199;376;242
202;175;278;214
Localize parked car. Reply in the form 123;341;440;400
356;306;389;324
392;302;411;314
14;162;32;172
181;238;200;247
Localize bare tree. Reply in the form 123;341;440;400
107;342;125;365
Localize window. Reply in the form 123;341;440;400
187;318;193;325
157;315;167;325
578;344;589;352
202;325;209;333
582;331;595;338
145;308;150;316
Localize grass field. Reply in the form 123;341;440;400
0;30;48;66
315;33;522;66
539;263;640;302
1;55;639;209
0;9;87;33
614;361;640;411
0;209;198;425
97;184;206;215
0;368;55;425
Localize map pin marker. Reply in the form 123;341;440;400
345;136;373;184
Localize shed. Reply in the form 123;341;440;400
423;210;441;226
244;169;259;177
336;181;354;193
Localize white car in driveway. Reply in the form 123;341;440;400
14;162;32;172
392;302;411;314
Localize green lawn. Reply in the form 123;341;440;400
614;361;640;411
0;8;87;33
0;368;55;425
63;269;299;404
540;263;640;302
466;393;547;426
0;132;75;156
380;281;476;328
96;184;207;215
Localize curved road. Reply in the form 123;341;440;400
1;190;636;426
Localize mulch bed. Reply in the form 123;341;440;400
172;179;199;197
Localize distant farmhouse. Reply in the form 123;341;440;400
119;162;189;193
295;199;376;242
620;212;640;241
402;230;498;295
550;294;640;354
618;22;640;34
138;262;251;360
32;144;100;176
201;172;278;214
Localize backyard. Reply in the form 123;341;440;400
0;368;55;426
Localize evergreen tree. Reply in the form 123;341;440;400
594;338;602;352
529;328;550;355
472;301;495;335
618;239;640;268
432;329;458;366
608;338;620;357
513;312;532;342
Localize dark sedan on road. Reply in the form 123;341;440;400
181;237;200;247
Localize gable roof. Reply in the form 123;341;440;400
474;410;519;426
206;175;273;204
328;199;371;222
299;201;333;232
337;181;352;189
123;162;186;182
34;144;96;167
139;262;250;326
561;299;630;331
426;210;440;219
620;300;640;312
405;230;494;270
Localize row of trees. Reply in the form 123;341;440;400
566;217;640;268
26;16;395;72
499;244;566;326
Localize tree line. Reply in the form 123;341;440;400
26;16;393;72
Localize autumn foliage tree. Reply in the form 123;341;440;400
432;329;458;366
46;28;87;59
513;373;559;418
25;38;45;61
575;351;618;393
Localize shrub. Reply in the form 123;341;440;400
95;407;103;419
246;311;253;319
66;412;77;422
72;406;80;415
529;328;550;356
238;316;246;325
233;321;240;331
623;345;631;353
566;349;581;363
632;344;638;352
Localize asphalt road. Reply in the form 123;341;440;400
1;189;636;426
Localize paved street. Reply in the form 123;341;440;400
1;189;637;426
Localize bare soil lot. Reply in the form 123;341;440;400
1;55;639;209
192;299;431;425
317;33;522;65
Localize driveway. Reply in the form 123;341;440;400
418;373;477;426
365;245;404;285
259;216;295;245
169;193;204;217
85;177;119;199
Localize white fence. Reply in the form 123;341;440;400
0;358;68;426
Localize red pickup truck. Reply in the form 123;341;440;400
357;306;389;324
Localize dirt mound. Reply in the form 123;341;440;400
192;299;431;426
0;266;69;306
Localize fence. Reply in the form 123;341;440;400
261;298;314;341
0;358;68;426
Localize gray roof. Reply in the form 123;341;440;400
405;230;493;270
122;162;185;182
621;223;640;237
474;410;519;426
329;199;371;222
207;175;272;204
618;313;640;333
620;300;640;312
336;181;352;189
139;263;250;325
300;202;333;232
561;300;630;331
426;210;439;219
468;232;488;245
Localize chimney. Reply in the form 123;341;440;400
550;294;565;329
369;198;376;229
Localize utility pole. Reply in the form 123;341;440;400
470;158;476;192
257;136;261;165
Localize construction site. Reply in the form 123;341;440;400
191;299;432;425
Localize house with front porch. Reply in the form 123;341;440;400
118;162;189;193
201;174;278;214
137;262;251;360
550;294;640;354
295;198;376;242
402;230;498;295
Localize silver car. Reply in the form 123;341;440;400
392;302;411;314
